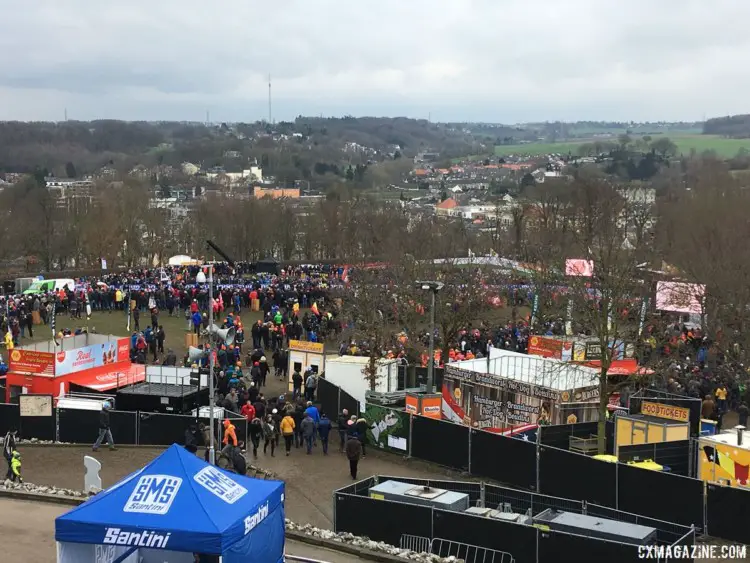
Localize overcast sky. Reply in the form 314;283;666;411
1;0;748;123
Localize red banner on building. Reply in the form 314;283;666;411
9;349;55;376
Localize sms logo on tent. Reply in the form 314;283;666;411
124;474;182;515
194;466;247;504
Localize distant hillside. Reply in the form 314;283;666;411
292;116;480;157
703;115;750;138
0;117;483;178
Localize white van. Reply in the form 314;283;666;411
23;278;76;295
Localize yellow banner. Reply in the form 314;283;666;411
641;401;690;422
289;340;325;354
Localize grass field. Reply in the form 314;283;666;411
492;135;750;158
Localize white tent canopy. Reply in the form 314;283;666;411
167;255;195;266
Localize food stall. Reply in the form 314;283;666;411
614;400;690;456
5;334;145;402
699;427;750;488
442;349;601;434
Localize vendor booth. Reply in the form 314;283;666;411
442;348;601;434
286;339;325;393
699;427;750;488
5;334;145;402
55;444;285;563
614;401;690;456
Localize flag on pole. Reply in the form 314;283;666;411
530;294;539;327
51;301;57;345
310;302;320;316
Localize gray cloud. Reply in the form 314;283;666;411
1;0;749;122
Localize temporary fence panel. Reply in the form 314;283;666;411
316;377;339;420
539;445;617;507
484;483;584;516
537;529;641;563
705;483;750;544
364;404;410;455
585;502;693;546
538;421;599;451
334;493;432;548
432;509;534;563
339;387;359;417
470;429;537;489
336;476;377;497
410;415;469;471
57;408;136;445
616;463;704;530
0;403;20;435
617;440;691;476
430;537;517;563
19;412;55;441
666;527;696;563
137;411;199;446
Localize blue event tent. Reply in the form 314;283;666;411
55;444;285;563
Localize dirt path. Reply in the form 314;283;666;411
19;444;454;529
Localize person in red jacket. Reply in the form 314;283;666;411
241;399;256;422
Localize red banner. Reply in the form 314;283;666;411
9;349;55;375
528;336;564;359
116;338;130;362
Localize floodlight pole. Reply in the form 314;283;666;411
427;288;436;394
417;280;443;394
208;263;216;465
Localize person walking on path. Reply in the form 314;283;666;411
304;401;320;447
300;413;316;454
93;401;116;452
304;369;317;401
248;417;263;458
280;411;296;456
337;409;349;452
9;451;22;483
355;417;368;458
318;412;332;455
346;434;363;479
3;429;17;480
262;415;277;457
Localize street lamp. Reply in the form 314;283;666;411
416;281;444;394
196;266;216;464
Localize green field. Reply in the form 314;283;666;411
493;135;750;158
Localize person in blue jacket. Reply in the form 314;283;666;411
304;401;320;447
318;413;332;455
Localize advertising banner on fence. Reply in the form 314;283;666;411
54;338;130;377
364;404;409;453
9;349;55;376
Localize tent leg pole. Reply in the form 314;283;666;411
208;264;216;465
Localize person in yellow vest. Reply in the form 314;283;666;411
4;330;13;351
115;289;123;310
715;383;728;415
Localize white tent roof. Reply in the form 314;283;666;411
167;255;194;266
